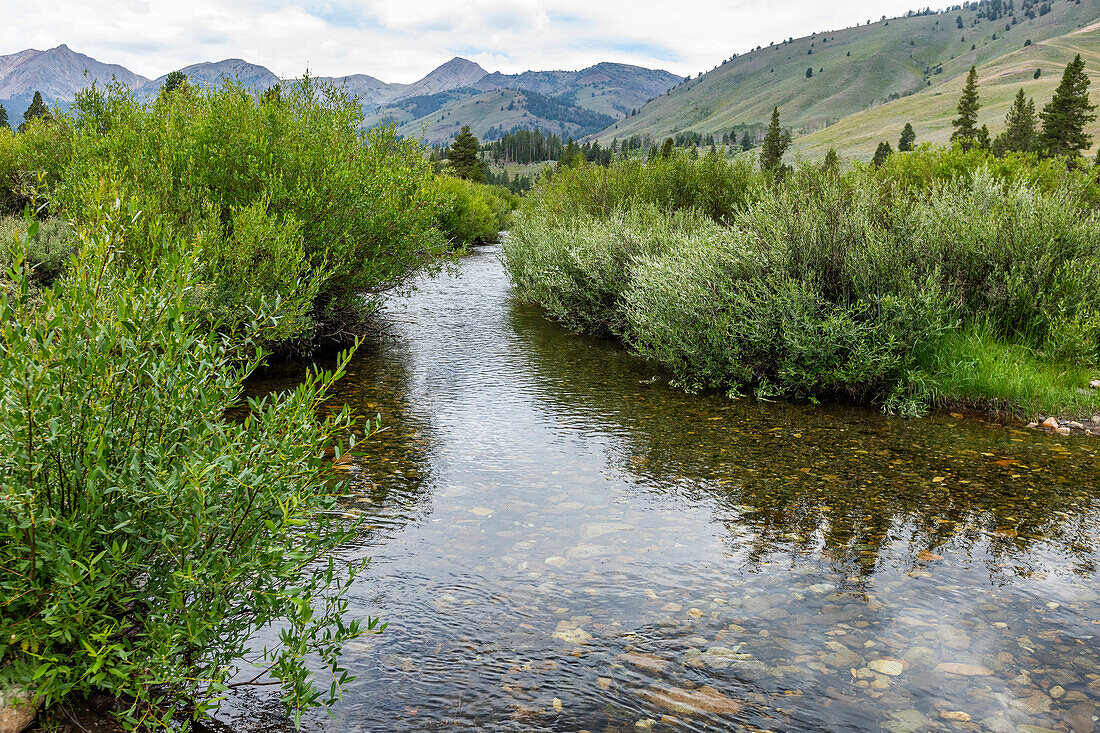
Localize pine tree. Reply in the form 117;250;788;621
976;124;992;151
993;88;1037;155
18;91;48;132
759;106;790;173
163;70;187;94
823;147;840;170
872;141;893;167
447;125;484;181
1038;54;1096;159
0;104;8;130
951;66;981;150
660;137;674;159
898;122;916;151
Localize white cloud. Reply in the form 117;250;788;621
11;0;922;82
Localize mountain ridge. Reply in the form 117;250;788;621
0;46;677;143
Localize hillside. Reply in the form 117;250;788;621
793;18;1100;159
363;87;616;146
596;0;1100;153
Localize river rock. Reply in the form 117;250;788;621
565;543;611;559
884;708;930;733
940;710;971;722
579;522;632;540
1064;702;1097;733
1010;692;1052;715
824;648;862;669
621;652;669;675
636;685;742;716
870;659;905;676
1042;417;1061;429
552;626;592;644
0;685;37;733
903;646;937;666
934;662;993;676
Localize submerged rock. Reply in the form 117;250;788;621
636;684;743;716
933;662;993;676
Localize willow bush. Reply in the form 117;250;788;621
0;210;377;729
504;147;1100;414
5;77;448;348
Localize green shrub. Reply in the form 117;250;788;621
623;169;953;409
0;212;377;729
433;176;517;246
505;205;718;335
909;168;1100;360
505;149;1100;415
38;78;445;347
0;216;75;286
526;149;764;223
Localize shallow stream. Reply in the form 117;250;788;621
237;243;1100;732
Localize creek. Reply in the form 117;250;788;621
236;242;1100;732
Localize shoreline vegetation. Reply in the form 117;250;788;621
0;77;514;731
502;144;1100;423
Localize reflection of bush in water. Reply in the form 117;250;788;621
506;298;1100;576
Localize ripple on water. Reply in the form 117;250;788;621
230;244;1100;732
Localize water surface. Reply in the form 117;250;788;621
237;243;1100;733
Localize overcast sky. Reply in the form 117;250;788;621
8;1;923;82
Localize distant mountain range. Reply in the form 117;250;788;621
0;45;679;143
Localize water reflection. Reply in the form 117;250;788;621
229;244;1100;733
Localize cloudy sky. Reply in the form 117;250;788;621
9;1;922;82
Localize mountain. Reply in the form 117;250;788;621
362;87;617;146
0;44;147;121
595;0;1100;158
390;57;488;101
477;62;682;119
0;45;676;145
137;59;279;97
313;73;406;107
362;60;679;144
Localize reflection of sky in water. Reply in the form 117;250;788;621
233;244;1100;732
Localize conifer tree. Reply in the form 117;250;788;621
951;66;981;150
760;106;790;173
18;91;48;132
993;88;1037;155
163;70;188;94
0;103;8;130
872;141;893;167
976;124;992;151
1038;54;1096;159
898;122;916;151
660;137;674;158
447;125;485;181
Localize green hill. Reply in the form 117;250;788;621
793;18;1100;160
595;0;1100;158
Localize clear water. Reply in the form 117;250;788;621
234;243;1100;733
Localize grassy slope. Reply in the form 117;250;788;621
793;19;1100;160
595;0;1100;153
